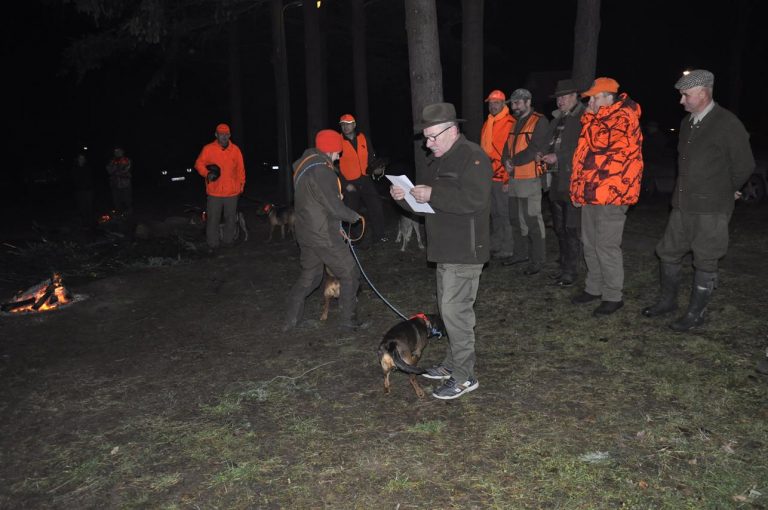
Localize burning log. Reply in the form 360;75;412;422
1;273;75;314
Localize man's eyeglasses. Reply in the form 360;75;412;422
424;124;454;142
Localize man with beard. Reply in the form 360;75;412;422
539;79;587;287
480;89;515;259
501;88;550;276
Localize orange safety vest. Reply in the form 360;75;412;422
339;133;369;181
506;112;545;180
480;107;515;183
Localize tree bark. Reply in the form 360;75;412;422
272;0;294;205
304;0;327;145
572;0;600;92
228;22;245;153
461;0;483;144
725;0;751;115
405;0;443;182
350;0;371;138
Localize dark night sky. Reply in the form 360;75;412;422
7;0;767;197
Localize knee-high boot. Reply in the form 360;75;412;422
669;270;716;332
641;262;682;318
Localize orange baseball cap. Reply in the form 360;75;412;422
339;114;356;124
484;90;506;102
215;123;231;134
581;77;619;97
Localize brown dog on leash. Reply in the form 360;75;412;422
320;267;341;321
377;313;446;398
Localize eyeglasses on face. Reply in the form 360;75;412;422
424;124;454;142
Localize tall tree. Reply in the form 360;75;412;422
725;0;752;115
405;0;443;182
272;0;294;204
228;21;245;149
461;0;483;144
571;0;600;91
350;0;371;137
303;0;327;145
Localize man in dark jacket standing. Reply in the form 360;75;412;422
389;102;492;400
283;129;364;332
539;79;586;287
642;70;754;331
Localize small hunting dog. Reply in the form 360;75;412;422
320;267;341;321
261;203;295;242
395;212;424;251
377;313;446;398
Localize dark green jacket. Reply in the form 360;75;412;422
400;135;492;264
674;104;754;214
545;102;586;202
292;149;360;248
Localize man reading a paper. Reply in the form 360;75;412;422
389;102;492;400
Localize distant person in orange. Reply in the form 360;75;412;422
194;123;246;254
570;77;643;316
105;146;133;215
480;89;515;259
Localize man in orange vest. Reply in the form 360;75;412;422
338;114;387;246
480;89;515;259
501;88;550;275
194;123;246;255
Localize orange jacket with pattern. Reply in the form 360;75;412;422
570;93;643;206
339;133;369;181
194;140;246;197
480;106;515;183
505;112;546;180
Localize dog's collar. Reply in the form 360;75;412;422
410;312;442;339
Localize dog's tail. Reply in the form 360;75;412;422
389;343;426;375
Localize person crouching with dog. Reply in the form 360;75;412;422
389;102;492;400
283;129;365;332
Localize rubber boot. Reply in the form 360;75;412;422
559;229;581;284
502;231;529;266
669;270;716;332
524;235;546;275
642;262;682;318
282;297;305;332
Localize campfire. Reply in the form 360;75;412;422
1;273;80;314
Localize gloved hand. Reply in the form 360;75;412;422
206;164;221;182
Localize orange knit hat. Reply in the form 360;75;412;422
315;129;343;153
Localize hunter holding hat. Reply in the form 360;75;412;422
641;69;754;332
194;123;246;254
389;102;492;400
283;129;365;332
569;77;643;316
539;78;586;287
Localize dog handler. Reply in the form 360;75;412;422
390;102;492;400
283;129;365;332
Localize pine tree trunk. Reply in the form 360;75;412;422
228;23;245;151
461;0;483;144
304;0;327;145
272;0;294;204
405;0;443;183
350;0;371;138
572;0;600;92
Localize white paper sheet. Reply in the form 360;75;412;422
386;174;435;214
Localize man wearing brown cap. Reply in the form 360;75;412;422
337;114;387;246
480;89;515;259
501;88;550;276
642;69;754;331
539;79;586;287
284;129;364;332
194;123;246;254
389;102;491;400
570;77;643;316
